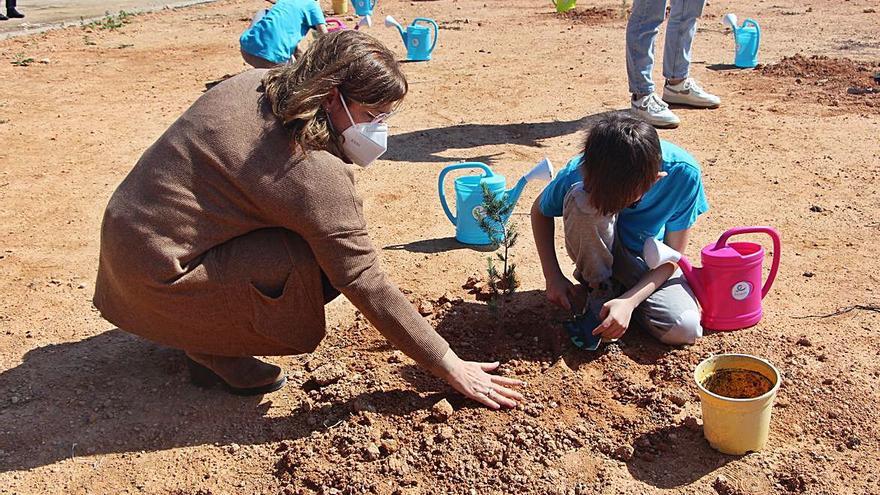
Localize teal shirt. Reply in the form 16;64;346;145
539;140;709;252
239;0;325;64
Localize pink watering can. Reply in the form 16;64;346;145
325;18;349;32
644;226;781;331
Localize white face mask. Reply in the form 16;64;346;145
338;94;388;167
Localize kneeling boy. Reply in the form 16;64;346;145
531;113;708;345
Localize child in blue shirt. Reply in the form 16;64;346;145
240;0;328;68
531;113;709;345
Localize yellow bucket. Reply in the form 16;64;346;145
332;0;348;15
694;354;782;455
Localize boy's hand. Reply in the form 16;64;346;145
592;298;636;339
545;274;579;311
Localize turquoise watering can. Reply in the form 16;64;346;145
723;14;761;68
351;0;376;17
438;159;553;245
385;16;438;61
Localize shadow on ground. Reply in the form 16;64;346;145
0;330;427;472
627;423;738;488
383;236;496;254
384;111;621;163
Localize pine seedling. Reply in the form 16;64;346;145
477;182;519;312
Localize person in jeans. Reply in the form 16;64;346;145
531;114;708;345
627;0;720;128
0;0;25;20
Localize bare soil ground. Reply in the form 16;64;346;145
1;0;879;494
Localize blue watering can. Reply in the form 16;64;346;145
438;159;553;245
351;0;376;17
723;13;761;68
385;15;438;62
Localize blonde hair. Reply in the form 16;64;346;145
263;30;407;152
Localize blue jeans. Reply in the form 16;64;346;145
626;0;706;96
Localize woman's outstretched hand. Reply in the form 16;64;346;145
433;348;526;409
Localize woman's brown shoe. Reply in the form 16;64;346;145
185;353;286;396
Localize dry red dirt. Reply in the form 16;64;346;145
1;0;879;494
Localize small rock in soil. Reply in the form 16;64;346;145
666;389;690;406
713;475;744;495
436;426;454;442
431;399;454;422
381;437;399;454
387;351;405;364
809;205;825;213
387;455;409;475
796;336;813;347
352;396;376;413
363;442;381;461
417;301;433;316
802;271;815;278
682;416;702;431
611;444;634;461
311;363;345;386
846;436;861;449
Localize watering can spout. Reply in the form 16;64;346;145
722;12;739;33
384;15;406;42
643;238;709;308
502;157;554;220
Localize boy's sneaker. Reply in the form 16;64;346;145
631;93;680;129
662;78;721;108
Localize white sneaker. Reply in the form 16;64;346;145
630;93;680;129
662;78;721;108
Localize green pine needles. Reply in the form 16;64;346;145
477;182;519;311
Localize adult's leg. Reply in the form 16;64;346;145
188;228;336;394
6;0;24;18
611;241;702;345
625;0;669;96
662;0;706;83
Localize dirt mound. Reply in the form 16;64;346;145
560;7;628;25
762;54;877;85
760;54;880;109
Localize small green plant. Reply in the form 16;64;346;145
11;54;35;67
477;182;519;312
85;10;134;31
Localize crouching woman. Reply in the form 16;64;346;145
94;31;522;409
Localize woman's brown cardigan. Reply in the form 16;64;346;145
93;69;449;369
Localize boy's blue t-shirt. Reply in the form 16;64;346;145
539;140;709;253
240;0;326;64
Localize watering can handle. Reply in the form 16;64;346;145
413;18;439;53
370;0;377;8
437;162;493;225
714;226;781;299
743;18;760;47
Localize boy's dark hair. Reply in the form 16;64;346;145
580;113;662;215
